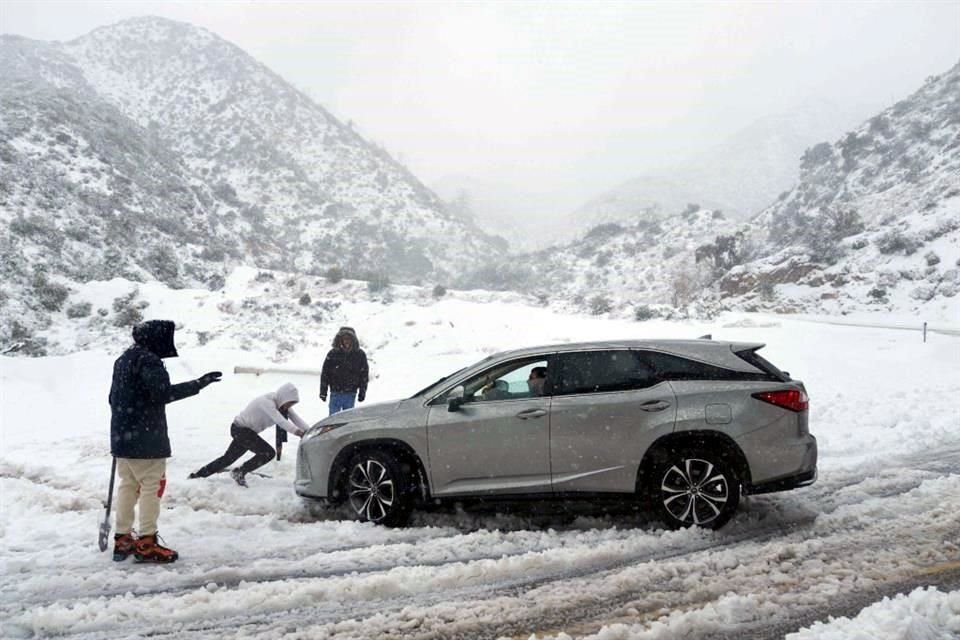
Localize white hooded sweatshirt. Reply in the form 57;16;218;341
233;383;309;435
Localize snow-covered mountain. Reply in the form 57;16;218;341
565;99;881;239
718;61;960;316
62;18;504;274
0;34;233;349
0;17;504;349
472;62;959;321
457;207;738;317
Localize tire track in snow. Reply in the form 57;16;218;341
124;473;960;637
9;508;824;639
68;502;957;640
6;450;956;639
699;563;960;640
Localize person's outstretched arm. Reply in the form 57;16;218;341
140;357;220;404
285;407;310;435
261;402;305;436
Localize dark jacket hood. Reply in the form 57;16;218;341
132;320;178;358
332;326;359;351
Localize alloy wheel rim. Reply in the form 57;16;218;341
348;459;395;522
660;457;729;525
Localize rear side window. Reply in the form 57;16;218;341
645;351;777;382
735;349;790;382
555;350;657;395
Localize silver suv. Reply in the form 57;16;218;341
296;339;817;529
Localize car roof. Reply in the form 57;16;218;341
491;339;765;360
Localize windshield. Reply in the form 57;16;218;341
407;367;467;399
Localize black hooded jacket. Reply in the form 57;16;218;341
320;327;369;397
109;320;201;458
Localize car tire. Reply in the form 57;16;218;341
648;446;741;530
344;449;413;526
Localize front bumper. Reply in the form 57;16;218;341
294;441;334;499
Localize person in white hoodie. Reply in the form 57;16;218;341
189;383;308;486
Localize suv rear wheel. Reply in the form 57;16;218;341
345;449;414;526
648;446;740;530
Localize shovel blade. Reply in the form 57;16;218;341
98;517;111;552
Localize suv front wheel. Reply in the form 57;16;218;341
344;450;414;526
649;447;740;530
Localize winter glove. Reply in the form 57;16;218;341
319;393;327;402
197;371;223;388
357;391;366;403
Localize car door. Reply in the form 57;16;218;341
425;356;553;496
550;349;677;494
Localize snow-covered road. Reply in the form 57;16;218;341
2;302;958;639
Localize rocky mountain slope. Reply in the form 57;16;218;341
469;62;959;321
63;18;503;275
0;34;231;348
720;61;960;316
457;207;738;317
0;17;504;349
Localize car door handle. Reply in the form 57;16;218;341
639;400;670;412
516;409;547;419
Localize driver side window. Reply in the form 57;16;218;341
448;357;550;404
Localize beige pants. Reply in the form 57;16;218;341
115;458;166;537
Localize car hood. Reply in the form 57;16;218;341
311;399;406;428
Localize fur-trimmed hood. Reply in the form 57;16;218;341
332;326;359;351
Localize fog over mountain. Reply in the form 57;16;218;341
461;61;960;319
436;98;883;251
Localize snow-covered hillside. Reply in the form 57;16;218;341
478;61;960;322
0;17;505;351
22;266;546;359
459;207;737;317
2;293;958;639
63;18;503;276
719;61;960;316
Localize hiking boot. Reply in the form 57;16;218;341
113;533;137;562
133;533;178;564
231;468;248;487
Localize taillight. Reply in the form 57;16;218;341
752;389;808;412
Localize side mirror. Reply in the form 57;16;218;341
447;385;466;412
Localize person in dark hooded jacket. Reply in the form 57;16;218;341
108;320;221;563
319;326;369;415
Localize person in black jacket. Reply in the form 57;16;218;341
319;326;369;415
108;320;221;563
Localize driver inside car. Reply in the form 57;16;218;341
527;366;547;396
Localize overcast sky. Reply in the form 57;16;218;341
3;1;959;210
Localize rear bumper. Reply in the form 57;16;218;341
745;432;817;494
746;467;817;495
